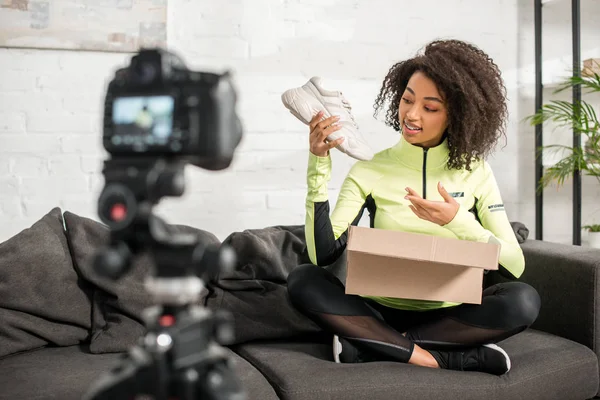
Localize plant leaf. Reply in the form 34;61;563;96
554;73;600;94
526;70;600;192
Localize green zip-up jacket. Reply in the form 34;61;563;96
305;135;524;311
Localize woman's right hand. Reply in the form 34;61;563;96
309;111;344;157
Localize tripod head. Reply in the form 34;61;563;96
83;48;246;400
93;157;229;287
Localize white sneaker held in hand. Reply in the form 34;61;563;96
281;76;374;161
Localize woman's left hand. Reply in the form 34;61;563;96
405;182;460;226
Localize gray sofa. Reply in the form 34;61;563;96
1;208;600;400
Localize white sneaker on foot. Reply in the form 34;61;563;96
333;335;343;363
281;76;374;161
332;335;377;363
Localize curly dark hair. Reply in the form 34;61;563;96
373;39;508;171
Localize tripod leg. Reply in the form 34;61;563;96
196;361;246;400
82;347;156;400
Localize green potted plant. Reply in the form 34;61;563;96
527;69;600;248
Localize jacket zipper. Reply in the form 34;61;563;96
422;149;428;199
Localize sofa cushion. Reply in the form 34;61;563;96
0;344;279;400
0;207;92;358
232;329;598;400
62;211;221;354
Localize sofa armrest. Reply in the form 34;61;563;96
487;239;600;352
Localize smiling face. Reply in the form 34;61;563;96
398;71;449;148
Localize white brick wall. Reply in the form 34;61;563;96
1;0;533;242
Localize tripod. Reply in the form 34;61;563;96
83;158;246;400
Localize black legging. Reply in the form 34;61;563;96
287;264;541;363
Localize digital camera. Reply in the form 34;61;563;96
102;48;242;171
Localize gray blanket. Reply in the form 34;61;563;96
205;225;321;345
0;208;93;358
62;211;222;354
511;221;530;243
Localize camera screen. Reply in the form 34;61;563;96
112;95;175;143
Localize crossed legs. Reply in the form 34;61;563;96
287;264;541;367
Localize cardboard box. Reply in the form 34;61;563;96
345;226;500;305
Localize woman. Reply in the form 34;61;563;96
287;39;541;375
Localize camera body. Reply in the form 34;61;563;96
103;48;242;171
